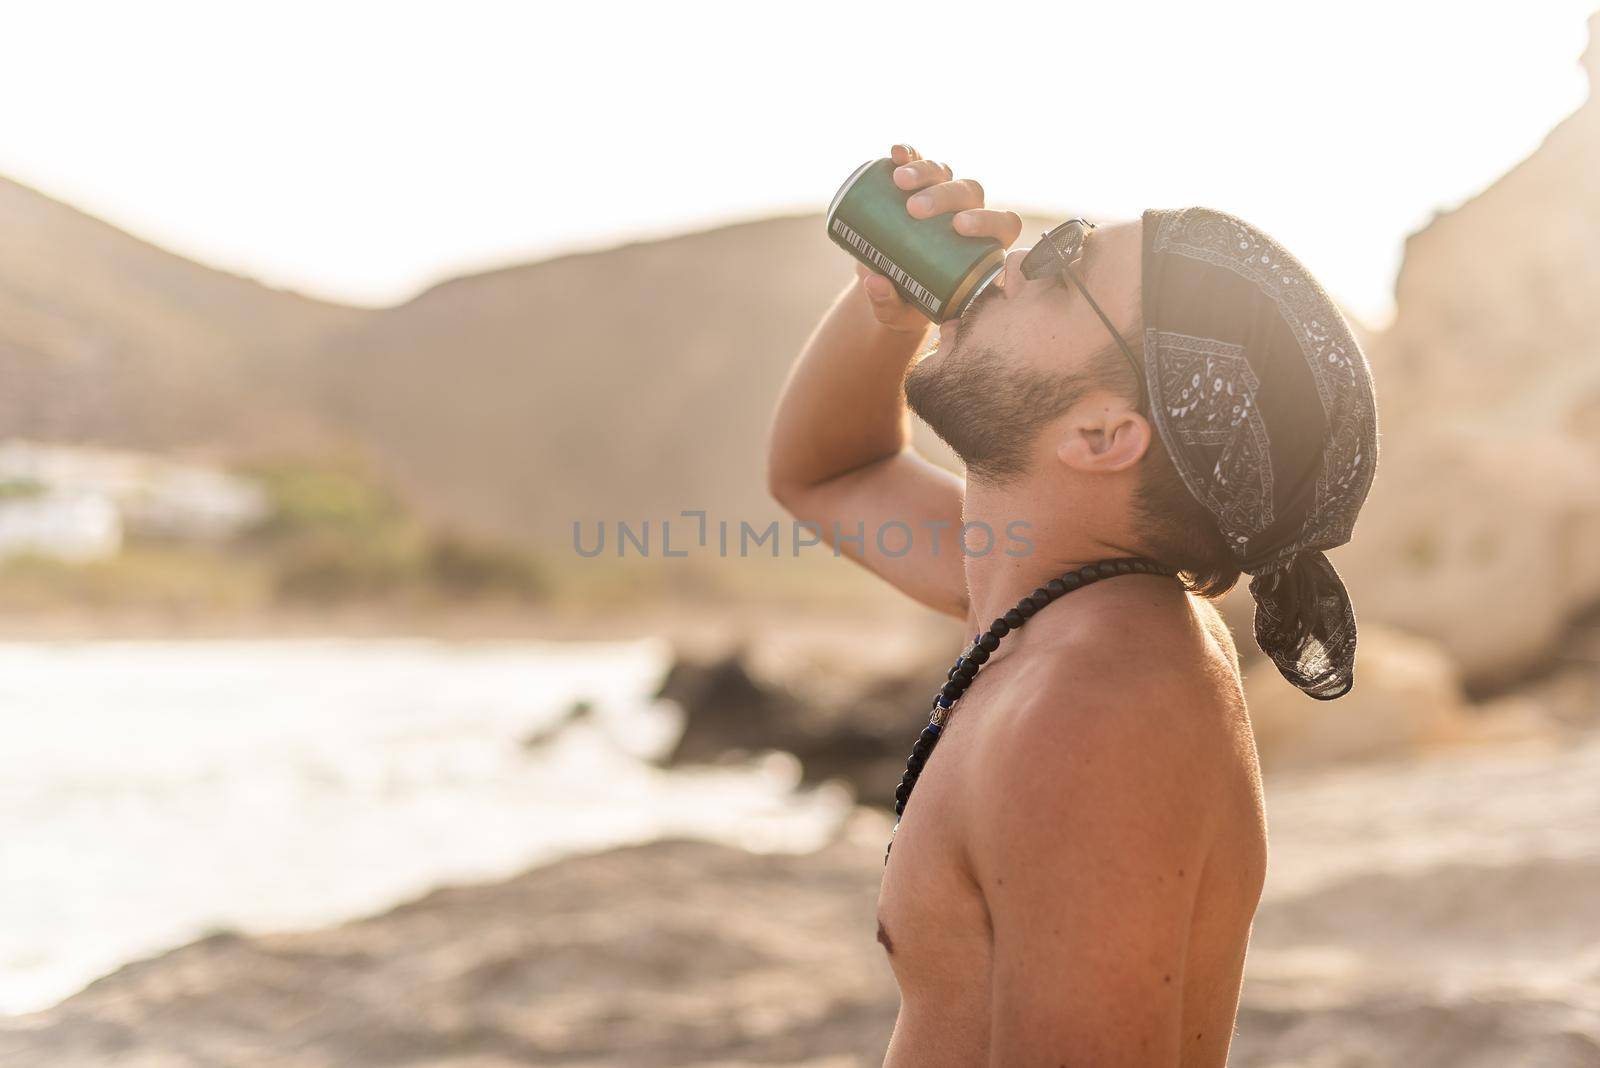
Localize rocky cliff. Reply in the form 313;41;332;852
1339;12;1600;688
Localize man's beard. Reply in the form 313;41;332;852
904;336;1090;484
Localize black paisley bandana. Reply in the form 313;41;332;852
1141;208;1379;700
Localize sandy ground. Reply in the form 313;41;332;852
3;728;1599;1067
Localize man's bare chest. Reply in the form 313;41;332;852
874;706;995;992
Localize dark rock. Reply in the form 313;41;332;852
654;647;948;810
655;649;803;764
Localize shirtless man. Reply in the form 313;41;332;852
766;144;1378;1065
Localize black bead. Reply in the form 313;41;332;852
941;680;965;700
955;662;978;681
961;642;984;662
1032;586;1052;603
912;739;933;759
1119;559;1136;573
1046;579;1067;596
895;800;906;815
895;782;912;803
1003;609;1024;628
947;665;960;681
907;752;925;772
968;646;990;664
978;632;1000;651
1060;572;1083;591
920;724;942;740
989;620;1010;639
1015;600;1037;619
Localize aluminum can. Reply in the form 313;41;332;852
825;157;1005;323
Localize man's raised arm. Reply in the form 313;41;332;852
765;143;1019;619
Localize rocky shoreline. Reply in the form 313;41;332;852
6;730;1600;1068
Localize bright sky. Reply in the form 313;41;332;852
1;1;1593;326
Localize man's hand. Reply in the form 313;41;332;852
767;143;1019;618
857;144;1024;333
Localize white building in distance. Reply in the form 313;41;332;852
0;441;268;562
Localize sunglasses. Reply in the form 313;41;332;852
1018;219;1146;411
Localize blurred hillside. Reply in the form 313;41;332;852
312;214;877;544
0;177;368;451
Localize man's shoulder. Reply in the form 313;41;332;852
983;641;1209;787
966;600;1241;838
962;634;1221;893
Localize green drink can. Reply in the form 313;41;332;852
825;157;1005;323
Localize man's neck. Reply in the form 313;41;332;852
960;477;1145;632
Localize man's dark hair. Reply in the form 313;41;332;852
1082;326;1243;600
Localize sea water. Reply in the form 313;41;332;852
0;639;851;1014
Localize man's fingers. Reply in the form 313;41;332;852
892;158;954;191
905;177;985;219
858;265;930;332
953;207;1024;247
890;143;921;166
861;270;901;305
892;159;951;187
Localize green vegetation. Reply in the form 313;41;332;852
242;458;550;605
0;478;46;500
0;457;551;614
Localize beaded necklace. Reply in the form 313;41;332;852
885;555;1177;865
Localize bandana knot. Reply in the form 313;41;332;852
1141;207;1379;700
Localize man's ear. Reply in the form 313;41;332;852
1055;398;1151;474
